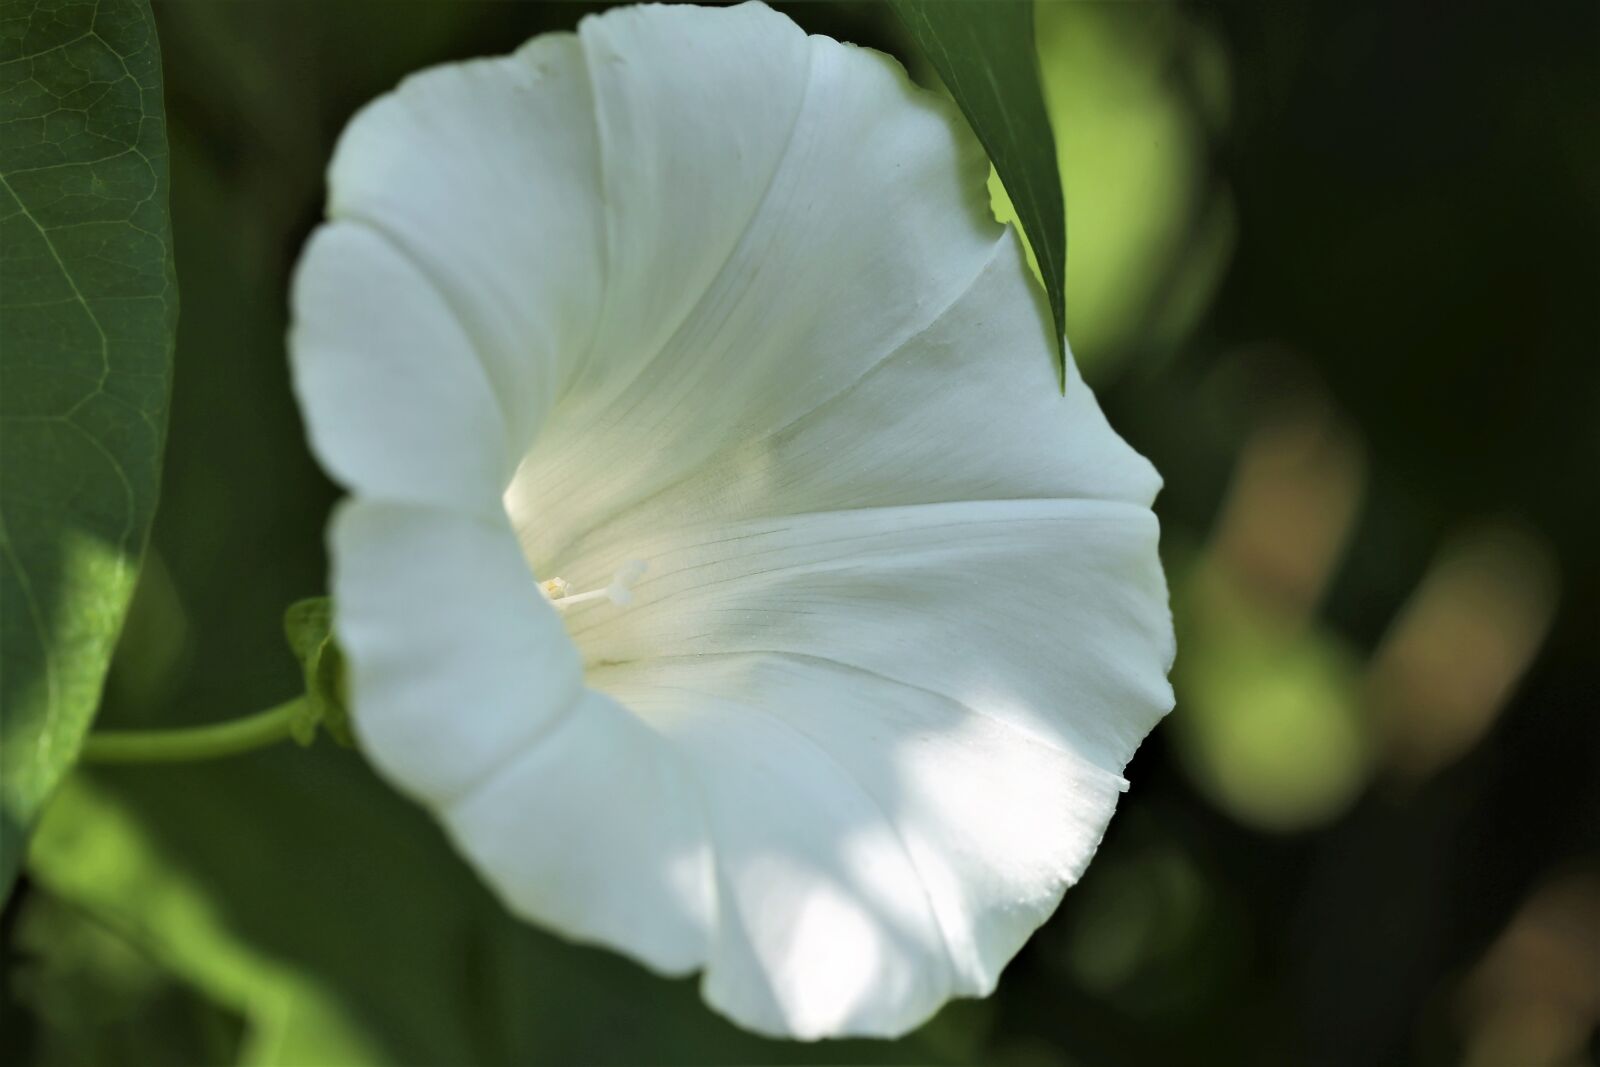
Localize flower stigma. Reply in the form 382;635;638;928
539;560;649;611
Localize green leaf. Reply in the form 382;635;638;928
9;887;246;1065
27;760;963;1065
891;0;1067;385
27;774;387;1066
0;0;177;901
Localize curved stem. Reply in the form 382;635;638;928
80;696;308;764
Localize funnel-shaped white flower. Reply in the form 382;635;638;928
290;1;1174;1040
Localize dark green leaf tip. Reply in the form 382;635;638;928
890;0;1068;389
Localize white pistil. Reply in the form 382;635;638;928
542;560;648;611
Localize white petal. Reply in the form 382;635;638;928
557;496;1169;1036
509;10;997;562
536;234;1159;569
568;498;1173;777
290;224;511;512
596;653;1129;1037
326;33;605;450
597;666;948;1039
330;500;582;806
572;1;812;384
442;688;714;976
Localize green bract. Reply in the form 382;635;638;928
283;597;353;747
0;0;176;901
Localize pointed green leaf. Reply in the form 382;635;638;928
891;0;1068;384
0;0;177;900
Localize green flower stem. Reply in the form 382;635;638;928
80;696;308;765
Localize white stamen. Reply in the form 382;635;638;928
541;560;648;612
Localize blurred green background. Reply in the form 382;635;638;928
4;2;1596;1064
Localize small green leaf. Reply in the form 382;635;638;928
0;0;178;901
891;0;1068;385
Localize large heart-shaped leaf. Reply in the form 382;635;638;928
891;0;1067;383
0;0;177;901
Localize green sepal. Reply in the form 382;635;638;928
282;598;354;748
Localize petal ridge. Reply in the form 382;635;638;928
565;2;814;407
589;16;813;362
550;11;817;457
545;235;1008;568
594;649;1134;780
594;649;1138;1032
557;495;1155;592
706;691;958;1007
570;24;612;371
431;676;584;811
331;500;587;807
441;687;718;975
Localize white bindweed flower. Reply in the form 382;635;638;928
289;0;1174;1041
